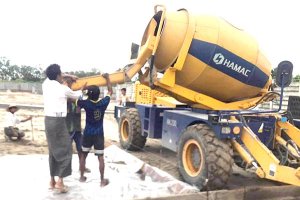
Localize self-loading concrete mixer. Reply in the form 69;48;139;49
73;6;300;190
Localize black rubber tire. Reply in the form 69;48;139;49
178;124;233;190
119;108;146;151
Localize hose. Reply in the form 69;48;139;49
276;145;288;165
250;91;280;110
281;110;295;125
286;140;300;159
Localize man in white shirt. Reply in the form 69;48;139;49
42;64;84;193
118;88;129;106
4;104;32;141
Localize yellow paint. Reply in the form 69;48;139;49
277;120;300;148
182;139;203;177
135;83;184;107
231;139;254;166
121;119;129;141
156;82;264;110
159;68;176;87
152;5;166;55
240;126;300;186
296;168;300;179
275;135;299;158
173;11;195;71
155;96;185;108
256;168;266;178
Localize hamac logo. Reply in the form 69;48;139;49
213;53;224;65
212;53;251;77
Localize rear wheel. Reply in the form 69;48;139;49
178;124;233;190
119;108;146;151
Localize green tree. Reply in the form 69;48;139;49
20;65;43;82
7;65;21;80
293;75;300;82
271;67;277;79
0;57;11;80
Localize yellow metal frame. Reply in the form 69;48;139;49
156;81;263;110
152;5;166;55
135;83;184;107
231;139;254;166
240;125;300;185
231;115;300;186
159;9;195;87
277;120;300;147
154;96;186;108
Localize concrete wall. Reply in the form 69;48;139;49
0;81;136;100
0;82;43;94
1;81;299;109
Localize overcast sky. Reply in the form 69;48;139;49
0;0;299;75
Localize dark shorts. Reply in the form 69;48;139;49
4;127;25;140
69;131;83;152
82;134;104;155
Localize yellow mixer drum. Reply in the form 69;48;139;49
141;9;272;103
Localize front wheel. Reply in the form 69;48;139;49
119;108;146;151
178;124;233;190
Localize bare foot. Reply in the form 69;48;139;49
79;176;87;182
100;179;109;187
136;168;146;181
49;181;56;190
54;183;69;193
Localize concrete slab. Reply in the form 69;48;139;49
151;185;300;200
0;145;198;200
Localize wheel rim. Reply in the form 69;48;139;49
182;139;204;177
121;119;129;141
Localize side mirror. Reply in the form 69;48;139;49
276;61;293;88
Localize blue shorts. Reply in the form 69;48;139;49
69;131;83;152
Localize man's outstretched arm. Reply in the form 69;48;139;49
102;73;113;96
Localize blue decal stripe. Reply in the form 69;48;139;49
188;39;269;88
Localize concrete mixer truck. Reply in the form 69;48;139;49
72;5;300;190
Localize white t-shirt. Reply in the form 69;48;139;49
119;94;129;106
42;78;82;117
5;112;20;127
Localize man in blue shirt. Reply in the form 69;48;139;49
76;73;112;187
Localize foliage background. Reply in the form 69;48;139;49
0;57;101;82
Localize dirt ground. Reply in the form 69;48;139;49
1;91;298;199
0;91;119;155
